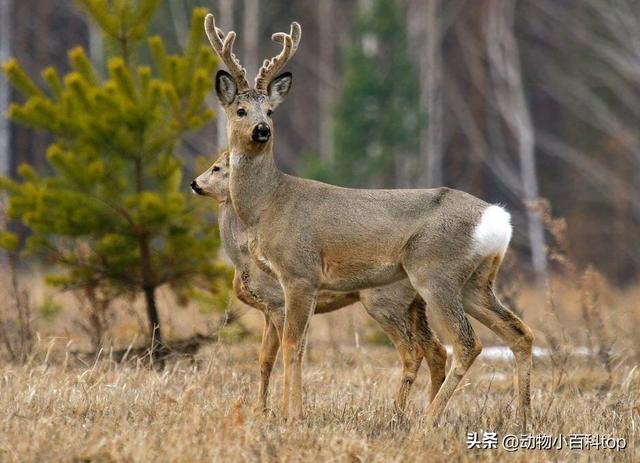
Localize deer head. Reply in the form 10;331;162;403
204;14;300;156
191;150;230;202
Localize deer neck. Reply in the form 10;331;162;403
217;200;249;269
228;147;283;227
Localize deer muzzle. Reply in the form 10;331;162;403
191;180;204;195
252;123;271;143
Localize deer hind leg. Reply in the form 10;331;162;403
359;303;421;411
394;340;422;412
280;280;316;420
407;270;483;426
256;313;282;413
462;255;534;430
361;289;447;410
411;297;447;403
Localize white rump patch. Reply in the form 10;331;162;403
471;205;512;258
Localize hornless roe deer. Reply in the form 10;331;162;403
192;151;447;412
203;13;534;427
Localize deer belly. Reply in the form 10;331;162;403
319;251;406;291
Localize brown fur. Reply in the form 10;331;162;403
204;13;533;428
193;152;447;411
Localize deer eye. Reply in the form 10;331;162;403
267;109;273;117
212;166;220;173
237;108;247;117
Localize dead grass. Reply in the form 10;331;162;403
1;265;639;462
0;337;637;462
1;271;640;462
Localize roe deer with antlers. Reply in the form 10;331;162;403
204;13;534;428
192;151;447;411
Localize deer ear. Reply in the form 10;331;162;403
216;70;237;106
267;72;292;109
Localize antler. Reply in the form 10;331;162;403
254;22;302;93
204;13;251;93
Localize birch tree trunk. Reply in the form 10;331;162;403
168;0;188;50
243;0;259;79
216;0;233;151
420;0;443;187
486;0;547;281
87;7;104;74
0;0;12;177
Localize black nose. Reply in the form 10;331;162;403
252;123;271;143
191;180;203;195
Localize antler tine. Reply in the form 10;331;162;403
204;13;250;92
272;22;301;53
255;22;302;93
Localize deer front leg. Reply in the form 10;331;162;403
281;280;316;420
256;314;281;413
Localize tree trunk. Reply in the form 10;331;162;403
168;0;187;50
143;284;162;351
87;7;104;75
243;0;259;79
420;0;443;187
139;233;164;366
216;0;233;151
317;0;335;163
134;157;163;360
139;233;160;347
486;0;547;282
0;0;12;177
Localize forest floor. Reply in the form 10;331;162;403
0;340;637;462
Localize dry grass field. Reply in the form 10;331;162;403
1;311;638;462
1;262;639;462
